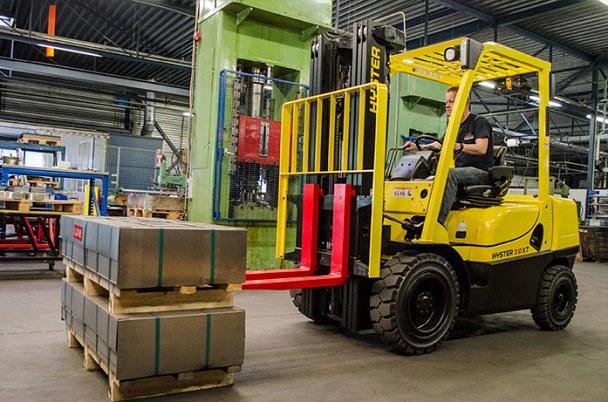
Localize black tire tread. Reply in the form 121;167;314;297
532;265;577;330
370;252;460;355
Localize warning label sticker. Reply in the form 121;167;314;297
393;188;413;198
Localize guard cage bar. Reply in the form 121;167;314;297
213;69;308;223
275;82;389;279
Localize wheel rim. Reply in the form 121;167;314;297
552;279;572;319
405;272;450;338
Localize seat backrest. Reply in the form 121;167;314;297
493;146;507;166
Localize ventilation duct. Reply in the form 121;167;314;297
140;90;155;136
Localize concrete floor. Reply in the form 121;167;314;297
0;261;607;401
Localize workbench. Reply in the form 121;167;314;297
0;166;110;215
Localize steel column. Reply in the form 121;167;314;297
586;64;599;218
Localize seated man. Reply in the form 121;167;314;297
400;86;494;227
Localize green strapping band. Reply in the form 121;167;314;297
95;224;100;272
82;222;87;265
157;229;165;287
81;289;85;323
108;227;113;282
205;314;211;369
107;312;111;364
95;305;99;354
210;230;216;285
154;317;161;376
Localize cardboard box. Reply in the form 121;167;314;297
60;216;246;289
61;281;245;381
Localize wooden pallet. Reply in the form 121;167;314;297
31;200;82;213
28;179;61;189
18;133;62;146
64;258;239;313
0;198;30;212
0;198;82;214
67;327;238;401
127;208;182;220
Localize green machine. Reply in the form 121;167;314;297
387;74;448;150
188;0;333;269
188;1;446;270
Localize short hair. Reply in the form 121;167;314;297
446;85;469;105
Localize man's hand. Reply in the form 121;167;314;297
399;141;418;151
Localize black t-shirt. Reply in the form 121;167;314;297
453;113;494;170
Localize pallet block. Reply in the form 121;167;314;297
18;133;61;146
126;208;182;220
64;258;239;313
67;327;237;401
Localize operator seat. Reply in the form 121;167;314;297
456;146;513;207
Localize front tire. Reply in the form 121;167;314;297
532;265;577;330
370;252;460;355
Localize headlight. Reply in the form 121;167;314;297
444;46;460;62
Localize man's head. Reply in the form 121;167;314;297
445;86;470;118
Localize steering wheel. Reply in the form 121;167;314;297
414;135;441;153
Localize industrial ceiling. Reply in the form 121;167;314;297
0;1;605;99
0;0;607;184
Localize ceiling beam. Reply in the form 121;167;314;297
0;28;191;71
497;1;584;26
126;0;194;16
407;19;492;49
431;0;594;63
396;8;457;30
507;25;593;63
0;58;189;97
556;63;594;93
430;0;495;23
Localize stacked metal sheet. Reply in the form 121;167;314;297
59;216;247;399
61;216;246;288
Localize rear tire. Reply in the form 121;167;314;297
289;288;330;324
289;289;302;309
532;265;577;330
370;252;460;355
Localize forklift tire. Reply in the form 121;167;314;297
532;265;577;331
290;289;302;309
289;288;331;324
370;252;459;355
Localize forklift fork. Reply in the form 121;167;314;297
243;183;352;290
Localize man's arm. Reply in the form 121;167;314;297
400;140;442;151
459;137;488;155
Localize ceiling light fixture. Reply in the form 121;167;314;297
0;15;15;28
528;95;562;107
478;81;496;89
36;43;102;58
586;114;608;124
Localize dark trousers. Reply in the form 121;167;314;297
439;167;489;224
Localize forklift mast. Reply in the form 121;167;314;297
243;21;404;331
309;20;405;195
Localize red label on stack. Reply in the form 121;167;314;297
73;224;83;241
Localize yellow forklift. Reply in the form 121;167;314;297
243;37;580;355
